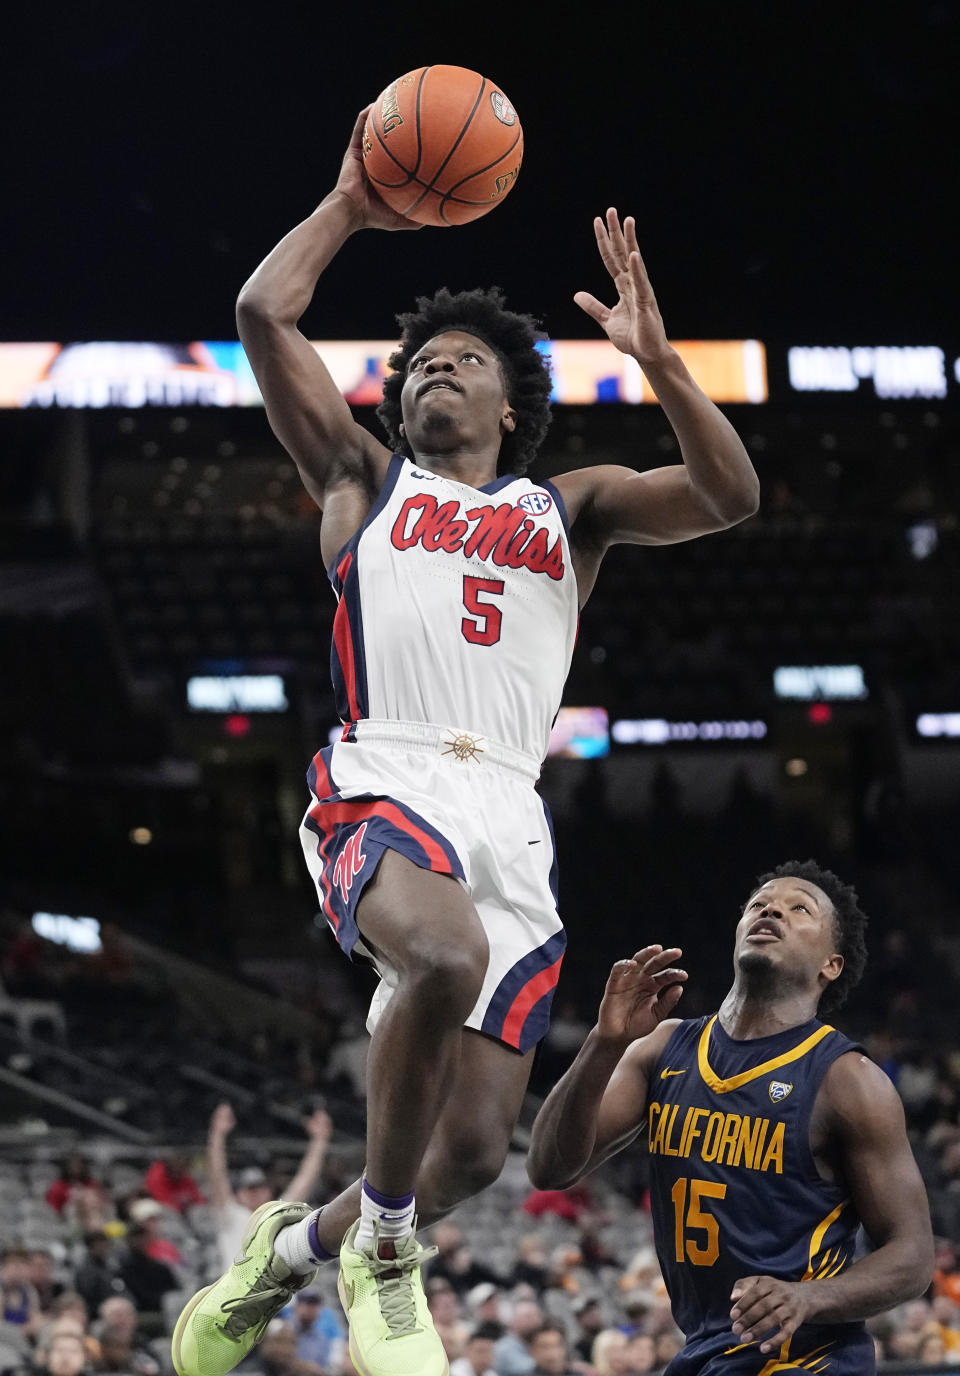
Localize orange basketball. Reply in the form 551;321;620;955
362;65;523;227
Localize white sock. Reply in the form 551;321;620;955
273;1208;334;1273
353;1176;415;1253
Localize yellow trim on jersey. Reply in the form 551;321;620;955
812;1247;837;1280
803;1200;848;1280
757;1335;791;1374
759;1342;833;1373
726;1338;834;1373
696;1016;835;1095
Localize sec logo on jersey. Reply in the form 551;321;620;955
518;491;553;516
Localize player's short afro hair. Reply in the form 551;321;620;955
376;286;553;476
750;859;869;1016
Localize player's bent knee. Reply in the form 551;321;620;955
455;1138;508;1196
420;1133;509;1216
398;930;486;996
403;937;487;1005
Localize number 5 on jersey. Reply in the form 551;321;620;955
462;575;504;646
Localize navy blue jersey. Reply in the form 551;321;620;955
647;1014;870;1373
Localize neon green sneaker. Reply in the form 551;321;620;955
337;1220;447;1376
171;1200;316;1376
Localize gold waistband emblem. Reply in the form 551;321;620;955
441;732;485;763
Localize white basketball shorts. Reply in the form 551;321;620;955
299;718;565;1054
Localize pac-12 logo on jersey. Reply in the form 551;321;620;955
518;490;553;516
768;1080;794;1103
333;821;368;903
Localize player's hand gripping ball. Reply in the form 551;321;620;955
362;65;523;227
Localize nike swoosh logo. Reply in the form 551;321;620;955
660;1068;686;1079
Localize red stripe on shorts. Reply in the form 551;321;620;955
501;958;564;1048
310;798;454;874
311;749;334;799
317;828;339;930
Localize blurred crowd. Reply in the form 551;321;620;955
2;1091;960;1376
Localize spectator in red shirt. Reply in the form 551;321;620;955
126;1199;184;1266
522;1182;593;1222
144;1152;204;1213
46;1155;109;1222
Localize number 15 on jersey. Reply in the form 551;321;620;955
671;1177;727;1266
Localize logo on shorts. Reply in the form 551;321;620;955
441;732;485;763
333;821;368;903
490;91;517;126
518;490;553;516
768;1080;794;1103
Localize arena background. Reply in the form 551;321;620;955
2;7;958;1374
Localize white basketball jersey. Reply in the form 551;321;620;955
328;456;578;762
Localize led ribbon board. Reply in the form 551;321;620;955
0;340;767;408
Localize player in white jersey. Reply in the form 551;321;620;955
172;108;760;1376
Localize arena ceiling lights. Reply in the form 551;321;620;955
186;674;289;713
915;713;960;739
773;666;867;701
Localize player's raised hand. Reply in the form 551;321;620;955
730;1275;814;1353
210;1102;236;1136
596;945;686;1047
575;209;672;365
333;107;423;233
305;1108;332;1142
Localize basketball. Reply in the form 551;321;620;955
362;65;523;227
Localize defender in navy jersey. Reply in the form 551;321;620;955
173;106;760;1376
529;861;933;1374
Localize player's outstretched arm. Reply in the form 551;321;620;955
729;1054;934;1354
568;209;759;547
527;947;686;1189
236;107;419;509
